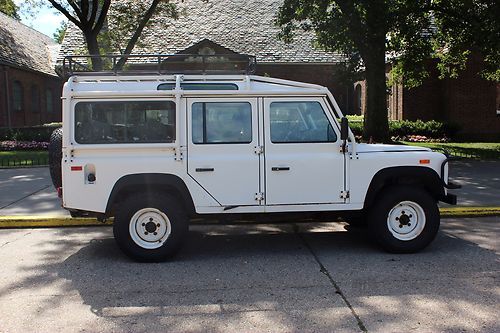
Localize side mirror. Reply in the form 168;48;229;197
340;117;349;141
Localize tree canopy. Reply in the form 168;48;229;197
0;0;20;20
44;0;178;70
277;0;500;141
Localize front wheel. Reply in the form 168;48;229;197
368;186;440;253
113;193;188;262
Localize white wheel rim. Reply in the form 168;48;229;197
129;208;171;249
387;201;426;241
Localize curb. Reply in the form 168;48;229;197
0;216;112;228
0;207;499;229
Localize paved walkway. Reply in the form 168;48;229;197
0;160;498;217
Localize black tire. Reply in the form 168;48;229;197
113;192;188;262
48;128;63;188
368;186;440;253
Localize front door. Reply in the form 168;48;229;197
263;98;345;205
187;98;260;207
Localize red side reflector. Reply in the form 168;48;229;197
419;159;430;164
71;166;83;171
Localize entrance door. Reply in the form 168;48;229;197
263;98;345;205
187;98;260;206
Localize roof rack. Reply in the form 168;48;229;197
62;54;257;78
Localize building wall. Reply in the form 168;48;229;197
442;55;499;141
257;63;352;114
359;55;499;140
0;66;63;128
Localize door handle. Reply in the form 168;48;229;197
195;167;215;172
271;166;290;171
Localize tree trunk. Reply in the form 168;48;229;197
363;46;389;142
85;32;103;71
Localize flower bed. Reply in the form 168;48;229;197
0;141;49;151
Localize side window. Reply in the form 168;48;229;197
74;101;176;144
192;102;252;144
270;101;337;143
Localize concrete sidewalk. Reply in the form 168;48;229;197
0;160;498;218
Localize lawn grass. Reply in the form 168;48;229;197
401;142;500;159
0;150;49;167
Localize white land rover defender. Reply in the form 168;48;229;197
49;55;459;262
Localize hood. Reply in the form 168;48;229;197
355;143;432;153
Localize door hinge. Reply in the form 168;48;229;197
254;145;264;155
340;190;350;199
174;146;184;161
255;192;265;202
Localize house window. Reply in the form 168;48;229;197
192;102;252;144
31;85;40;113
46;89;54;113
12;81;23;112
75;101;176;144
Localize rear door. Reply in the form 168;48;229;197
187;98;261;206
263;97;345;205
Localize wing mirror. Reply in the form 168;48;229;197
340;117;349;141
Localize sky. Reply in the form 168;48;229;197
14;0;66;39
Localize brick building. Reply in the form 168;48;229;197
0;12;63;128
355;55;500;140
59;0;353;112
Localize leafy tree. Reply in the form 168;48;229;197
277;0;500;141
45;0;178;70
53;21;67;44
0;0;20;20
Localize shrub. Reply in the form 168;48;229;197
345;118;459;140
0;124;61;142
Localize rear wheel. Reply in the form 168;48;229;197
113;193;188;262
368;186;440;253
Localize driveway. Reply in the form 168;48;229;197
0;218;498;332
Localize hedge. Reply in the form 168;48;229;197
347;119;459;139
0;124;61;142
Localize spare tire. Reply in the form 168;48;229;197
48;127;63;188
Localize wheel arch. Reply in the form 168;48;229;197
363;166;445;210
106;173;195;217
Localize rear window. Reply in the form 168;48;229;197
74;101;175;144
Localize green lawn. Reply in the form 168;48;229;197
401;142;500;159
0;150;49;167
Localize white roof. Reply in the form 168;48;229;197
66;75;329;96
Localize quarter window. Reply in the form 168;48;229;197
192;102;252;144
75;101;176;144
270;101;337;143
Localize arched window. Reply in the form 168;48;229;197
12;81;23;112
46;89;53;113
31;85;40;113
354;84;362;115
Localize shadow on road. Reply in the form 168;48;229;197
2;221;499;332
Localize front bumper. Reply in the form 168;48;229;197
441;193;458;205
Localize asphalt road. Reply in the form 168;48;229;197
0;218;498;332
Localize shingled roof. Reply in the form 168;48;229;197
60;0;344;64
0;12;60;76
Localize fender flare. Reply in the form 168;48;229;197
105;173;195;216
363;166;445;209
